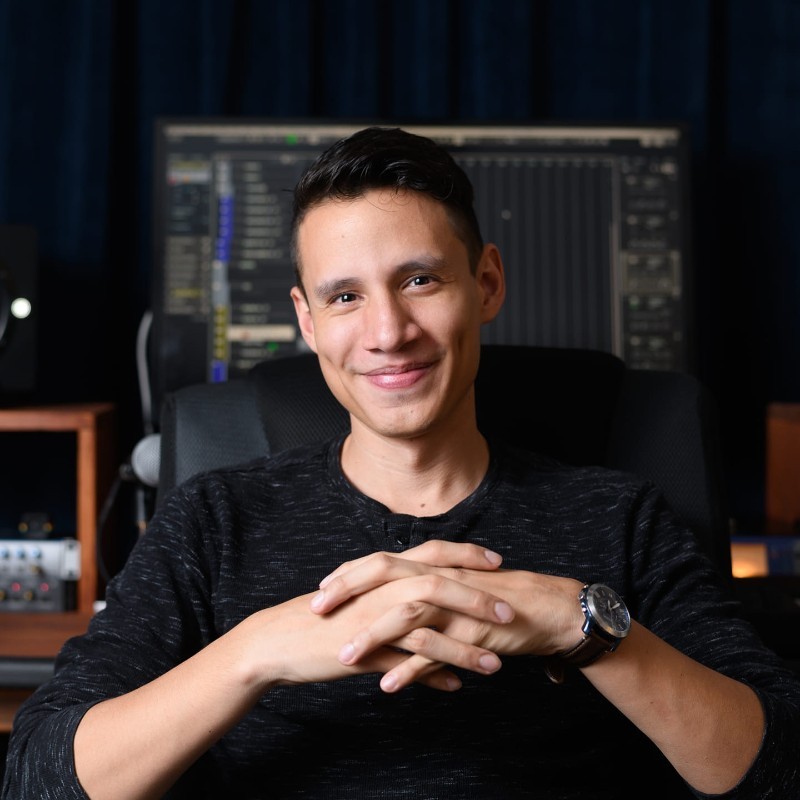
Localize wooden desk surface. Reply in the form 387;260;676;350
0;611;93;658
0;611;93;733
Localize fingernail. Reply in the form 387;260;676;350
484;550;502;566
494;601;514;622
479;653;501;673
339;643;356;664
380;674;398;692
310;591;325;610
319;573;333;588
446;675;462;691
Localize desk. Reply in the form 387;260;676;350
0;611;93;732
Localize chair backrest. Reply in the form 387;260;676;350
157;344;731;577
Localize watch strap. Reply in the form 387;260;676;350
544;583;623;685
544;632;611;684
554;631;613;668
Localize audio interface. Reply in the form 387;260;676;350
0;538;81;612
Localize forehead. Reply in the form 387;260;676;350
300;188;447;235
297;189;466;284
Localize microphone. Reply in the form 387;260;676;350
97;311;161;578
130;433;161;488
97;434;163;580
118;434;161;487
116;434;161;535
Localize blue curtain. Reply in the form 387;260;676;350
1;0;798;525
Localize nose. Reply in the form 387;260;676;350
361;292;421;352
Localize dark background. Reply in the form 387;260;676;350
0;0;798;540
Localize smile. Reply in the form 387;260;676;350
363;363;432;389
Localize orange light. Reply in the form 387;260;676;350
730;542;769;578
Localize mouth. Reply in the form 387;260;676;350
362;362;433;390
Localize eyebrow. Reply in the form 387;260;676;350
311;256;448;303
312;277;361;302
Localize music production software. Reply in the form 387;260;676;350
151;120;691;413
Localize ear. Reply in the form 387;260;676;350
290;286;318;353
476;244;506;324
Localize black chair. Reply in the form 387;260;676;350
156;344;731;578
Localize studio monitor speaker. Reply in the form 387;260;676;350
0;225;38;393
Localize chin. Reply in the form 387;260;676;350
355;407;439;440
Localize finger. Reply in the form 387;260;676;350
380;653;446;693
394;540;504;570
375;634;502;694
316;552;383;588
344;624;501;679
311;542;507;621
316;570;514;632
318;541;502;589
362;649;463;692
337;592;506;669
312;552;418;613
414;667;463;692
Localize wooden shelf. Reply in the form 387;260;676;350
0;404;115;733
0;403;116;612
0;611;94;732
0;611;95;658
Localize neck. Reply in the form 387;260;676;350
340;424;490;517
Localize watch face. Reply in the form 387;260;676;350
585;584;631;638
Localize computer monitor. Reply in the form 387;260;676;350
150;119;692;422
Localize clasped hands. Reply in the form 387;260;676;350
302;540;584;694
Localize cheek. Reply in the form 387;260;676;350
429;293;482;338
311;315;358;362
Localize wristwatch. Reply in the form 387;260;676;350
545;583;631;684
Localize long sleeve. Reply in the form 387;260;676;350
3;440;799;799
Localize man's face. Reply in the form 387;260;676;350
291;188;504;441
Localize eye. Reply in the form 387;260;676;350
408;274;433;288
332;292;358;305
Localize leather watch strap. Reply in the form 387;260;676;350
554;632;611;667
543;583;621;685
544;633;609;684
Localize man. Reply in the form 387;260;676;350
3;127;799;799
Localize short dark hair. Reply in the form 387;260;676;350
291;127;484;291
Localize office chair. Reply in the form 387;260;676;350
156;344;731;578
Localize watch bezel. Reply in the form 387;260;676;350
582;583;631;642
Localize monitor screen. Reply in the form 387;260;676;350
151;119;692;421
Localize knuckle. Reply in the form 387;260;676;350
405;627;435;650
417;540;442;557
468;589;491;614
420;574;447;595
398;601;426;622
375;552;396;572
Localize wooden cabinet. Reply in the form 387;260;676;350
0;611;95;731
0;403;116;612
766;403;800;535
0;404;115;732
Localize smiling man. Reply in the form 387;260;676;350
290;185;504;512
3;127;799;800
